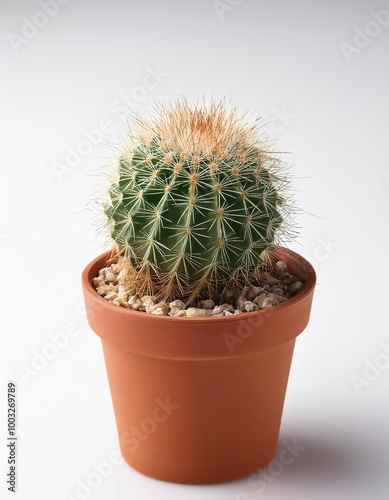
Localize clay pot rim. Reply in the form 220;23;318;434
82;246;316;324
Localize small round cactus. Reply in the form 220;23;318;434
103;98;295;303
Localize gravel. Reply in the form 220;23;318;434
92;261;304;317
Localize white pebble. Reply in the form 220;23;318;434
128;294;144;311
105;291;117;301
169;300;186;316
274;261;288;279
246;285;263;301
93;277;102;287
198;299;215;310
173;310;187;317
96;285;110;296
220;304;235;313
105;272;117;282
147;303;169;315
254;293;274;309
185;308;209;318
113;295;130;308
169;299;186;310
141;295;157;305
236;286;249;307
289;281;304;295
242;301;259;312
99;267;109;278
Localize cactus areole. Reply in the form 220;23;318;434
104;99;295;303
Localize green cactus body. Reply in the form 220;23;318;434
104;100;292;302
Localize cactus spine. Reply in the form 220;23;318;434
104;98;295;303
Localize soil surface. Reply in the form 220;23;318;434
93;260;304;317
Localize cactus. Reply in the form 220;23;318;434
103;98;295;303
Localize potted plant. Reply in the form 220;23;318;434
82;98;316;484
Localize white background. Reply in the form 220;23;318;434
1;0;389;499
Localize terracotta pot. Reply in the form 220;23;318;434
82;247;316;484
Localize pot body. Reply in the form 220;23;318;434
82;248;316;483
